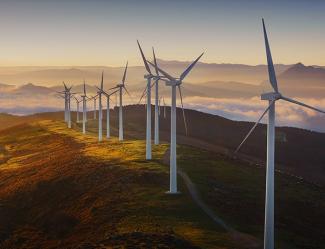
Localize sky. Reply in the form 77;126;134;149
1;0;325;66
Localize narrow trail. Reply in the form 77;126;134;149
162;149;262;248
178;169;233;232
178;169;262;248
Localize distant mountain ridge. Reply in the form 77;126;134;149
0;60;293;86
279;62;325;85
260;62;325;97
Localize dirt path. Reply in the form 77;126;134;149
162;149;262;248
178;169;262;248
178;170;233;232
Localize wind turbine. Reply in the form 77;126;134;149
95;72;104;141
81;81;88;134
63;83;68;122
159;96;167;119
152;47;163;145
148;52;204;194
95;71;120;141
97;86;119;139
56;89;67;122
73;96;82;123
162;97;166;119
61;82;73;129
89;95;98;120
137;41;154;159
235;19;325;249
59;82;70;124
67;90;72;128
109;62;130;141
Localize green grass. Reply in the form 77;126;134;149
177;145;325;249
0;120;242;249
2;118;323;248
77;117;325;249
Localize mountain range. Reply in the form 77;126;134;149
0;60;292;86
0;62;324;99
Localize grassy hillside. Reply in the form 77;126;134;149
85;114;325;249
0;120;242;249
177;146;325;249
2;105;324;187
78;105;325;186
0;112;62;131
1;115;324;248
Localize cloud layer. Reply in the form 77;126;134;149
1;94;324;133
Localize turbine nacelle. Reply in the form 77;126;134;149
261;92;282;101
144;74;154;79
165;79;182;87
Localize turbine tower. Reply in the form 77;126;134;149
63;82;68;122
60;82;71;125
96;72;104;142
109;62;130;141
148;52;203;194
235;19;325;249
90;95;98;120
162;97;166;119
67;89;72;128
81;81;88;134
61;82;73;129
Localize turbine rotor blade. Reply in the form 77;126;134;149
138;85;148;104
137;40;151;74
95;86;102;92
152;47;159;76
122;61;128;85
101;71;104;90
109;89;119;96
235;100;275;153
178;85;188;136
281;96;325;114
108;86;120;91
147;60;175;81
180;52;204;81
123;86;132;100
102;88;119;98
262;18;279;92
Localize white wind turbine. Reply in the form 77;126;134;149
235;19;325;249
62;82;73;129
63;83;68;123
73;96;82;123
89;95;98;120
152;47;163;145
162;97;166;119
56;89;68;122
96;72;104;142
95;71;121;141
148;52;204;194
137;41;155;159
59;82;70;124
109;62;130;141
102;88;119;139
81;81;88;134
